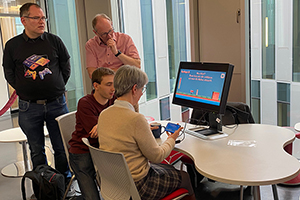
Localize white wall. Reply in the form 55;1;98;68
250;0;262;80
261;80;277;125
276;0;293;82
152;0;171;98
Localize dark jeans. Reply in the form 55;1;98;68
69;152;100;200
18;94;71;179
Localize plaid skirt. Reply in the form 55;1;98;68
135;163;182;200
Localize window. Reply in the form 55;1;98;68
160;97;170;120
293;0;300;82
181;106;189;122
47;0;83;111
250;0;298;125
262;0;275;79
277;83;290;126
140;0;157;101
117;0;190;120
166;0;187;92
251;80;261;123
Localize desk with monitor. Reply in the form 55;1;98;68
157;121;300;200
162;62;300;200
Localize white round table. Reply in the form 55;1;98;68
158;121;300;200
0;126;49;177
0;127;31;177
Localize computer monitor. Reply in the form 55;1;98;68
172;62;234;135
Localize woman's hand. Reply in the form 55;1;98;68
166;125;183;141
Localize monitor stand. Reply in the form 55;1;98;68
194;112;223;136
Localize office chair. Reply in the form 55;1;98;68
82;138;189;200
55;111;77;200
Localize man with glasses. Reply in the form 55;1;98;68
85;13;141;78
2;2;71;192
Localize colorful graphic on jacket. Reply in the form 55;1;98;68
23;54;51;80
23;54;50;70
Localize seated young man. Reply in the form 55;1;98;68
68;68;115;200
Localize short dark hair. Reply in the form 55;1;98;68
19;3;41;17
92;68;115;85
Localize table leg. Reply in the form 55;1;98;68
240;185;244;200
272;185;279;200
253;186;261;200
21;141;31;172
1;141;31;177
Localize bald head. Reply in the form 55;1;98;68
92;13;112;31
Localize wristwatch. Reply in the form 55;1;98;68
115;50;122;57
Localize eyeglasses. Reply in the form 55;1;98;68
24;16;48;22
95;28;114;38
142;86;147;94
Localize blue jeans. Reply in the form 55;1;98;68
18;94;71;179
69;152;100;200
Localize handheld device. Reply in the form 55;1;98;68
165;122;181;133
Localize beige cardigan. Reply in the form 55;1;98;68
97;100;175;182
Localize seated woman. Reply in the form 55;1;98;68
97;65;196;200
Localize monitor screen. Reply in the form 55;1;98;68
173;62;234;115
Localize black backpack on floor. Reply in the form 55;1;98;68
21;164;65;200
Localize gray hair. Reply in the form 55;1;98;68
92;13;111;30
114;65;148;97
